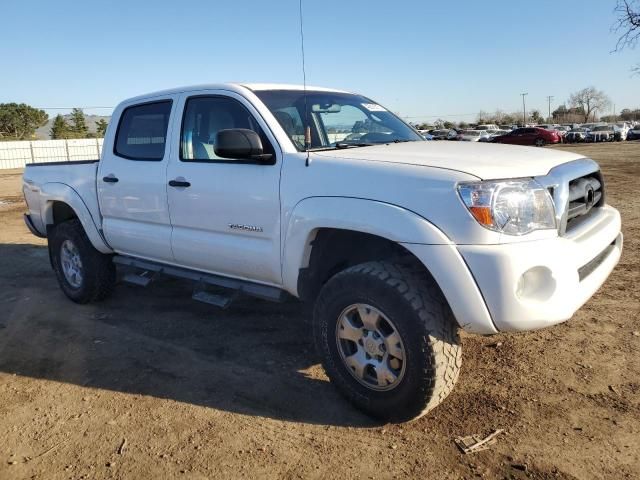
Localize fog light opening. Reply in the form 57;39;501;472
516;266;556;302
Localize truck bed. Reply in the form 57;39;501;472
22;161;101;237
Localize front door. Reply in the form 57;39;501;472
98;99;176;262
166;91;283;286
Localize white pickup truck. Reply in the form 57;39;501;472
22;83;622;422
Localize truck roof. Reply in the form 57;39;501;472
119;82;350;106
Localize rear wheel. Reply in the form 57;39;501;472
49;219;116;303
313;261;461;422
535;137;546;147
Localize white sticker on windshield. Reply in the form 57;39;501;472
361;103;386;112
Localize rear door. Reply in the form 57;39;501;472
506;128;526;145
165;89;283;285
98;98;176;262
521;128;537;145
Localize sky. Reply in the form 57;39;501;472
1;0;638;123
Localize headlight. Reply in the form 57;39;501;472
457;179;556;235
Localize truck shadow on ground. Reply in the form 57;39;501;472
0;243;386;427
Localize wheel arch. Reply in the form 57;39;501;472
282;197;451;301
40;183;112;254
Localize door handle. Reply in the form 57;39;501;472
103;175;119;183
168;179;191;188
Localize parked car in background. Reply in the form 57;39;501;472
475;124;499;131
430;129;457;140
491;127;560;146
457;130;491;142
615;123;630;141
481;129;511;142
586;125;618;143
564;127;590;143
553;126;570;137
627;126;640;140
498;125;513;131
417;130;433;140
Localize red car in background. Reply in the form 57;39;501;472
491;127;560;147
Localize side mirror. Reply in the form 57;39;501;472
214;129;273;162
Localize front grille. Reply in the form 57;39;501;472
565;172;604;232
535;158;604;236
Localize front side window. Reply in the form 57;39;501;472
254;90;423;151
114;101;172;160
180;96;273;161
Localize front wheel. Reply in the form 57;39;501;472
313;261;461;422
535;138;546;147
49;219;116;303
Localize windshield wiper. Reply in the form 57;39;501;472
334;142;375;149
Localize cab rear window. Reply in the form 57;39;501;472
114;101;172;161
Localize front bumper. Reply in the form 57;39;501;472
403;205;622;334
459;205;622;332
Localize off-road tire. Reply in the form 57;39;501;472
313;261;461;422
49;219;116;304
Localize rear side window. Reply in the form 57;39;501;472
114;101;172;160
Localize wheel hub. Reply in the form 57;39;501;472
335;303;406;391
363;333;384;357
60;239;83;289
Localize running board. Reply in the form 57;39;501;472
113;256;287;304
122;270;156;287
192;281;239;309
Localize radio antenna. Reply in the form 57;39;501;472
299;0;311;166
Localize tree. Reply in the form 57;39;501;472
0;103;48;140
50;114;72;139
458;121;469;129
529;110;543;124
443;121;455;129
501;114;516;126
96;119;108;137
620;108;640;121
69;108;88;138
568;87;611;122
613;0;640;72
476;110;489;124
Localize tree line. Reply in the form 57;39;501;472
0;104;108;141
414;86;628;130
49;109;108;139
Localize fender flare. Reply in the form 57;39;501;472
281;196;452;296
40;183;113;254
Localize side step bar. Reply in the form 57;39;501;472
113;255;288;305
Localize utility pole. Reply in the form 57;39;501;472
546;96;554;123
521;93;528;126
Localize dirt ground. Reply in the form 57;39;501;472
0;142;638;480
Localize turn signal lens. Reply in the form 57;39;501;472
469;206;493;226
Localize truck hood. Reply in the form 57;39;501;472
314;141;585;180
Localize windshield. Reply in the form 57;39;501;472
592;126;611;131
463;130;481;136
253;90;423;151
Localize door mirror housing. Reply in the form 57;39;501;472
214;129;273;162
